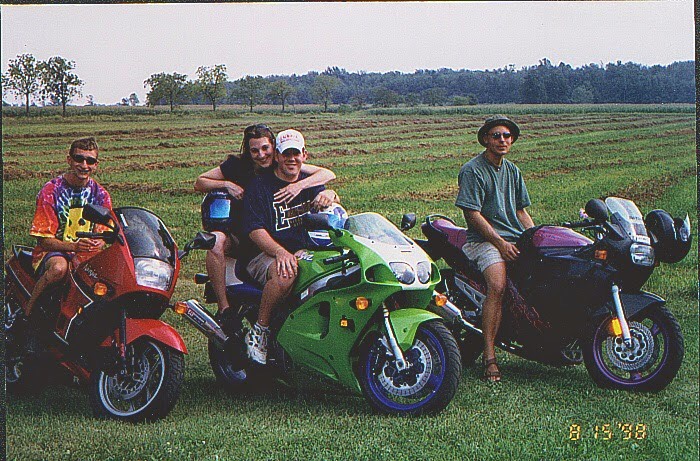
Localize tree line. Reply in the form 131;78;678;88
144;59;695;111
3;53;694;115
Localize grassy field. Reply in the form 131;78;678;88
2;105;697;460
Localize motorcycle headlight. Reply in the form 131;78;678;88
630;243;655;267
134;258;174;291
416;261;431;284
389;262;416;285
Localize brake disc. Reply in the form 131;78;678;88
604;320;655;371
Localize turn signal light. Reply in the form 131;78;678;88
595;250;608;260
434;293;448;307
610;318;622;336
173;302;188;315
354;297;369;310
93;282;108;296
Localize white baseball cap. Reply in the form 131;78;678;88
276;129;305;153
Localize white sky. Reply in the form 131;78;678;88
1;1;695;105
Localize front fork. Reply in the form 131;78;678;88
382;304;407;371
611;284;633;347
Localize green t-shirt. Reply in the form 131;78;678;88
455;152;531;243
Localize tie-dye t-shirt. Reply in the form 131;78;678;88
30;175;112;268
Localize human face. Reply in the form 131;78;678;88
484;125;513;160
249;136;274;169
66;148;98;185
274;148;307;181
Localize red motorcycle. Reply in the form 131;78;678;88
4;204;187;422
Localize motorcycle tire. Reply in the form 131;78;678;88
208;336;251;391
89;338;184;422
359;320;461;416
456;330;483;367
583;306;684;392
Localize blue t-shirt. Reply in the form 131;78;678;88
243;170;325;253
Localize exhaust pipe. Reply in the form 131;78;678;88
173;299;228;348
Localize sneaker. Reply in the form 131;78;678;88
245;323;269;365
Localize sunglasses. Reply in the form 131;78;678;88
244;124;272;134
70;154;99;165
490;132;512;140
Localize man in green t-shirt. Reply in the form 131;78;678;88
455;115;535;382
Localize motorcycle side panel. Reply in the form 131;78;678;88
99;318;188;354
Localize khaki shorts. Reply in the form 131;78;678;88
247;252;276;286
462;241;505;272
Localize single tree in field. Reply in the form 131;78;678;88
196;64;228;111
3;53;42;115
129;93;140;106
268;80;297;112
144;72;188;111
311;75;341;112
234;75;267;112
39;56;84;116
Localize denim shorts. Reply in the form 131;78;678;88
461;241;505;272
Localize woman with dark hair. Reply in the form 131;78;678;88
194;124;336;316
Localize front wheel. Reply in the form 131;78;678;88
359;320;461;415
89;338;184;422
583;306;683;392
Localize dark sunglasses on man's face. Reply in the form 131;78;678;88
490;132;512;140
70;154;99;165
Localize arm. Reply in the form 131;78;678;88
274;164;336;204
194;166;244;200
463;209;520;261
249;229;301;278
312;189;340;209
37;236;100;253
517;208;535;230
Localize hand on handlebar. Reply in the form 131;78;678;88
75;238;104;253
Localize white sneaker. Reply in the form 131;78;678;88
245;323;269;364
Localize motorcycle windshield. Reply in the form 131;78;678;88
345;212;413;246
605;197;649;242
115;207;177;264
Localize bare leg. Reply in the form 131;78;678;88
482;262;507;380
205;231;234;313
26;256;69;317
257;267;296;327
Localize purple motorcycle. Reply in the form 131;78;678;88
417;197;691;392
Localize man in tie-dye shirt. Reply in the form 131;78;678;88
26;137;112;318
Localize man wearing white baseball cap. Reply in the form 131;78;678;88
241;129;339;364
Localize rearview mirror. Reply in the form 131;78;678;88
189;232;217;251
82;203;113;225
585;199;608;223
401;213;416;231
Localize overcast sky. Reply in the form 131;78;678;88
1;1;695;105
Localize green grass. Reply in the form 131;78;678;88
3;106;697;460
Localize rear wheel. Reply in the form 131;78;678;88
583;306;683;392
359;320;461;415
89;339;184;422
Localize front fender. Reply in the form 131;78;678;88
592;291;666;321
389;308;443;350
100;318;187;354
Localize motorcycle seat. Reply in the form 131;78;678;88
431;219;468;251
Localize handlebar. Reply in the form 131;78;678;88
561;220;593;229
323;251;357;265
76;231;108;239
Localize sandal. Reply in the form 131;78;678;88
482;357;502;383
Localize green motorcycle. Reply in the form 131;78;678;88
176;211;461;415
